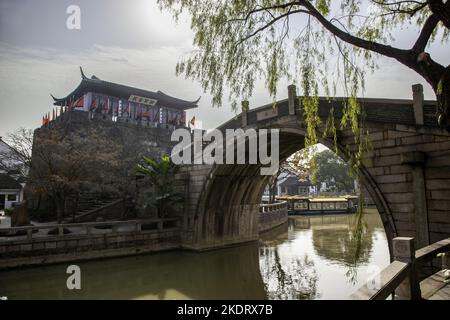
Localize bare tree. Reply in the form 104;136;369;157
0;127;33;180
27;124;123;223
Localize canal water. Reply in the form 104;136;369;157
0;209;389;300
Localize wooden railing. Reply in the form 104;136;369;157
259;201;287;213
352;237;450;300
0;218;181;242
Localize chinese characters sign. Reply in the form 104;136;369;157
128;95;158;106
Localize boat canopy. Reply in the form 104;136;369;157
276;195;356;202
309;197;349;203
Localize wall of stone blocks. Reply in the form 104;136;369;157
28;110;179;216
0;228;181;269
343;123;450;247
258;209;288;233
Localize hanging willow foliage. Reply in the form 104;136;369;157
158;0;449;190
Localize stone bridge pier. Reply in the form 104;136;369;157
172;84;450;253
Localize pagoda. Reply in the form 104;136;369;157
48;67;199;127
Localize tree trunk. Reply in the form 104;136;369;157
37;195;41;211
73;194;79;222
272;178;278;202
268;175;278;203
436;66;450;130
55;195;64;224
269;183;273;203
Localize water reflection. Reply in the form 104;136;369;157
259;246;319;300
258;209;390;299
292;215;373;265
0;244;266;300
0;209;389;300
310;214;373;284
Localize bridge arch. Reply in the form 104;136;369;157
193;125;396;251
178;85;450;253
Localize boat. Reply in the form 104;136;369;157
276;195;358;216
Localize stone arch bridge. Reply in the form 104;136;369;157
174;84;450;253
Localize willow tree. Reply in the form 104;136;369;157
159;0;450;138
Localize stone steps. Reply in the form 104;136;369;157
63;198;120;223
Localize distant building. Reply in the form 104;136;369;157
0;174;23;210
0;138;24;210
262;172;317;200
49;67;199;128
278;176;316;195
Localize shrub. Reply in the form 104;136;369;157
4;207;14;216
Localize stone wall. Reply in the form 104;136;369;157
0;222;180;269
258;210;288;233
342;123;450;247
27;110;178;219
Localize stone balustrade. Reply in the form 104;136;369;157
0;218;181;269
0;218;180;241
258;201;288;233
259;201;287;213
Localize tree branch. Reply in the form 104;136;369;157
412;13;439;52
428;0;450;28
373;0;425;5
237;9;309;45
228;1;299;23
294;1;445;92
296;1;411;62
372;0;427;17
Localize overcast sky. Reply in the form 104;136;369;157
0;0;449;137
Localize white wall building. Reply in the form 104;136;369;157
0;138;24;210
0;173;23;209
263;172;318;199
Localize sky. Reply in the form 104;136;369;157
0;0;449;138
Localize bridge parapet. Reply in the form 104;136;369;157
219;84;438;133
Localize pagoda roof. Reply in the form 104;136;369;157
51;67;200;110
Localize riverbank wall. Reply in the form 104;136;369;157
0;206;288;270
258;205;289;233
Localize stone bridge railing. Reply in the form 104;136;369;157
259;201;288;214
0;218;181;269
258;201;289;233
0;218;181;241
351;236;450;300
218;84;438;133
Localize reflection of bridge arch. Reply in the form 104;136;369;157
177;84;450;253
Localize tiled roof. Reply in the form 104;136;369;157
51;67;200;111
0;173;22;190
279;176;312;187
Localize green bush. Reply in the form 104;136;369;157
4;208;14;216
135;155;184;218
